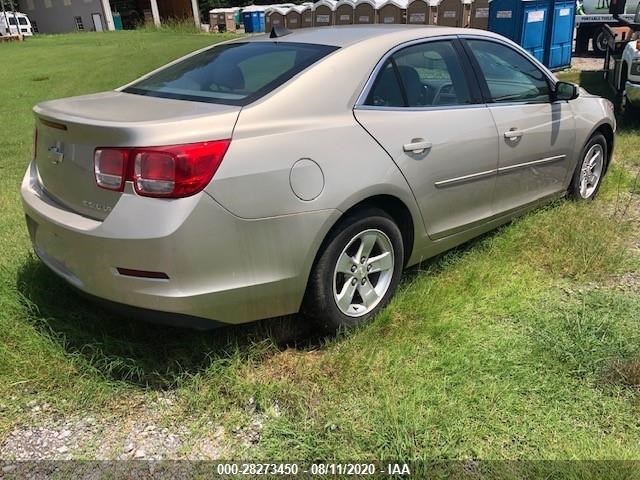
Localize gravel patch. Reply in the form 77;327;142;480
571;55;605;72
0;393;232;461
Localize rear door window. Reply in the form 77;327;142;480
124;42;338;106
365;40;472;108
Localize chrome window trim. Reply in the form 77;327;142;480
355;33;559;112
457;34;559;105
354;34;472;110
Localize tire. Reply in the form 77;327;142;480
568;133;607;201
303;207;404;332
592;28;607;56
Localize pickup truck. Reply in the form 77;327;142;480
621;38;640;112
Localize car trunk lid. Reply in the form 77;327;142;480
34;91;240;220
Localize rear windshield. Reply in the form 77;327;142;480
123;41;338;106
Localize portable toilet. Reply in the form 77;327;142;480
335;0;356;24
354;0;377;23
407;0;430;24
489;0;550;62
544;0;575;70
209;8;227;32
242;9;252;31
285;5;305;28
265;6;287;31
376;0;406;24
469;0;490;29
314;0;337;26
300;5;314;27
257;7;266;31
436;0;463;26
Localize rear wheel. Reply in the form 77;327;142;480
304;207;404;331
592;28;608;56
568;133;607;201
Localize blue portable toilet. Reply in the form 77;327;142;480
488;0;551;63
257;9;266;32
243;8;253;32
241;6;266;33
545;0;575;70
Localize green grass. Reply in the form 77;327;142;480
2;32;640;474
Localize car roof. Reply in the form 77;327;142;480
245;25;503;48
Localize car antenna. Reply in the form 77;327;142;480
270;25;292;38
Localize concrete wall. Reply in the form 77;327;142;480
18;0;108;33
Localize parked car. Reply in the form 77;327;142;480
0;12;34;36
21;26;616;331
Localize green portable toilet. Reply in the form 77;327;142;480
112;12;123;30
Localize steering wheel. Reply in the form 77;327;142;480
432;83;455;106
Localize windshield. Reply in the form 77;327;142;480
123;41;338;106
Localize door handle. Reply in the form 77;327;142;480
504;129;523;140
403;139;432;154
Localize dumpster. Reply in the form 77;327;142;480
335;0;356;24
407;0;430;24
544;0;575;70
314;0;337;26
376;0;406;24
436;0;463;27
489;0;550;62
354;0;377;23
469;0;489;29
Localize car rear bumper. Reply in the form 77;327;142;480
21;161;339;326
626;81;640;106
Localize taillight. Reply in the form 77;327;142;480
93;140;230;198
94;148;128;191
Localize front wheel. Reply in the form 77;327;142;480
568;133;607;201
303;207;404;332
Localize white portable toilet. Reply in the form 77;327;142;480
299;5;314;27
265;6;288;31
436;0;463;27
354;0;377;23
406;0;430;24
335;0;356;24
469;0;489;29
314;0;337;26
376;0;407;24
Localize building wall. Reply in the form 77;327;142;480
17;0;108;33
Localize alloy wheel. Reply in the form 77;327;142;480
332;229;395;317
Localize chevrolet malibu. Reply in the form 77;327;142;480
21;26;615;331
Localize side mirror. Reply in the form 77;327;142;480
554;81;579;101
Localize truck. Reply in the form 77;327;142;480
575;0;640;54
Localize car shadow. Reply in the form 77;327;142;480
16;255;324;390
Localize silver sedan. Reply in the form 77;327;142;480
21;26;616;330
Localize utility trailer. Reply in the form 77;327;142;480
575;0;640;55
601;0;640;114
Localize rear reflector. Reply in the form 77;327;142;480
116;268;169;280
94;140;230;198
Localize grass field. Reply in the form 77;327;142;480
2;31;640;474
